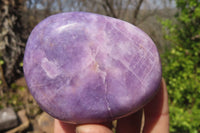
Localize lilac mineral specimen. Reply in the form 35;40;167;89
23;12;162;124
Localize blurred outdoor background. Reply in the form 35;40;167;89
0;0;199;132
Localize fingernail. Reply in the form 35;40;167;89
75;126;83;133
76;125;91;133
76;124;113;133
75;128;80;133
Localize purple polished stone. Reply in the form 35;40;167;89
23;12;162;124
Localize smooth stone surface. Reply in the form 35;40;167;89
0;108;18;131
23;12;162;124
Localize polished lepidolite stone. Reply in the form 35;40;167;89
23;12;162;124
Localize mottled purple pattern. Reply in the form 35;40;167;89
23;12;162;124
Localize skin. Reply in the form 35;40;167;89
54;78;169;133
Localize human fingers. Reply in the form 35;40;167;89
116;109;143;133
76;124;113;133
116;78;169;133
54;119;113;133
143;78;169;133
54;119;76;133
54;79;168;133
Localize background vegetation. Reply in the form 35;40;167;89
162;0;200;132
0;0;199;132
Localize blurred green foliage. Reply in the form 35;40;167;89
161;0;200;132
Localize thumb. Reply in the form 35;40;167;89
76;124;113;133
